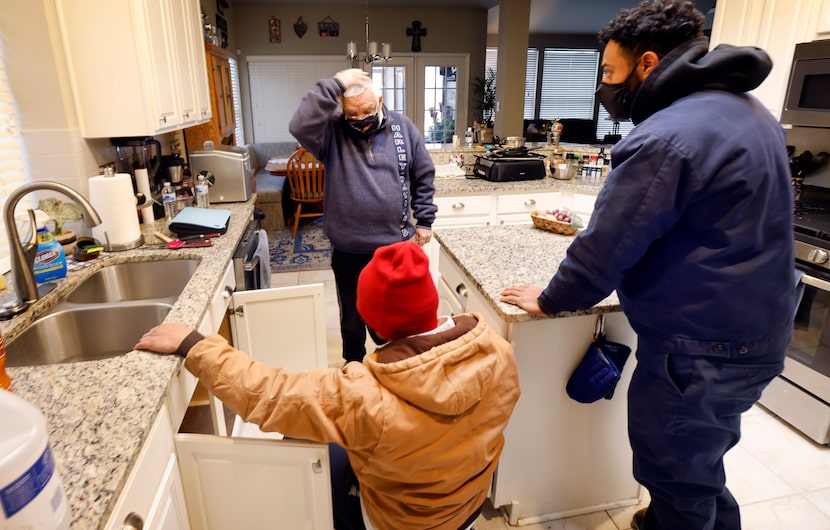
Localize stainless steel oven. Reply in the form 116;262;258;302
232;219;268;291
758;184;830;444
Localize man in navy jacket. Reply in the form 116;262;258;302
501;1;795;528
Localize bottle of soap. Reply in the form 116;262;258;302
33;227;67;283
0;331;11;391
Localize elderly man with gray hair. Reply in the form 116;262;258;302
289;68;437;365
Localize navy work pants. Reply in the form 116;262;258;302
331;248;384;363
628;346;784;530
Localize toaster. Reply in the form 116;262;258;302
188;144;252;203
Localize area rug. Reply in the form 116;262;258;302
269;218;332;272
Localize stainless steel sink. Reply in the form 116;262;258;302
65;259;200;304
5;303;172;367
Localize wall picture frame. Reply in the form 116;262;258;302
318;15;339;37
269;17;281;43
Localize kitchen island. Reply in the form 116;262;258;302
4;199;254;529
436;224;641;526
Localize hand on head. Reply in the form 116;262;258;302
135;323;194;354
335;68;370;90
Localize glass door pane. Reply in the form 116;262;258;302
422;65;458;145
371;65;407;116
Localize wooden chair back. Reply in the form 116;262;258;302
286;147;325;203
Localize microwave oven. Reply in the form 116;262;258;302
781;39;830;128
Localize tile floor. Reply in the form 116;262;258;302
271;268;830;530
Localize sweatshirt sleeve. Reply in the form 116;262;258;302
539;134;688;312
183;334;382;447
288;77;343;161
407;120;437;228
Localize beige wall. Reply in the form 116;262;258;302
201;2;487;142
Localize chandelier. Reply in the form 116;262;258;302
346;1;391;66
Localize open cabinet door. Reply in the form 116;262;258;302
175;434;333;529
229;284;328;371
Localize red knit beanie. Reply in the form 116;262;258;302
357;241;439;341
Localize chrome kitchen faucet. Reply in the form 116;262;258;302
1;182;102;320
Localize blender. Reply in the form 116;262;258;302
111;137;162;221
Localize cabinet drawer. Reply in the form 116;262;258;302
497;191;561;214
438;248;472;312
434;195;492;226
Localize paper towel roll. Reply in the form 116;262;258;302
134;168;156;225
89;173;143;251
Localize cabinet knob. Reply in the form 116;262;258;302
451;202;465;210
160;116;167;124
223;285;234;299
121;512;144;530
312;459;323;473
524;199;536;206
455;283;468;298
183;111;190;118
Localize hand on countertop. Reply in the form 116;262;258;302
135;323;194;354
500;285;546;316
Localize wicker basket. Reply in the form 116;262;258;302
531;210;577;235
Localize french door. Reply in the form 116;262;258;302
371;53;469;145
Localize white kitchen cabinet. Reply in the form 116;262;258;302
434;195;494;228
709;0;822;120
105;405;191;530
817;0;830;37
496;191;562;225
55;0;210;138
145;455;191;530
175;436;332;530
175;275;332;529
438;252;640;526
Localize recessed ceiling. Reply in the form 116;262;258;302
234;0;716;35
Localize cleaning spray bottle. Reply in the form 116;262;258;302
33;226;67;283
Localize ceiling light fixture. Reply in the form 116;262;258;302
346;1;391;67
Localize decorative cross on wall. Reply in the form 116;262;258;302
406;20;427;52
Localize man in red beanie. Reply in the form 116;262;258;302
135;240;521;530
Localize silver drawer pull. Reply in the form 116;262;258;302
451;202;465;210
455;283;468;298
524;199;537;206
122;512;144;530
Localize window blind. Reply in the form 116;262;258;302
247;56;344;143
229;57;244;145
538;48;599;120
524;49;539;119
0;36;28;274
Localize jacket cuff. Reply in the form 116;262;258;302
333;77;346;93
537;293;558;317
416;223;433;230
176;330;206;358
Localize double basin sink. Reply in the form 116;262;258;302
5;259;200;367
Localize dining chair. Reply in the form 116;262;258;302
286;146;325;240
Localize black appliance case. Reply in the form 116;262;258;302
473;156;546;182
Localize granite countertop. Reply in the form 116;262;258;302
435;224;620;324
4;200;255;529
433;175;604;196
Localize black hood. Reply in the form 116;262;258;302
630;36;772;124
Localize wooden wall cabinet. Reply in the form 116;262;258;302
185;45;237;151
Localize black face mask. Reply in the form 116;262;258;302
595;60;640;122
345;112;380;138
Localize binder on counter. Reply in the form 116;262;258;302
169;207;232;237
